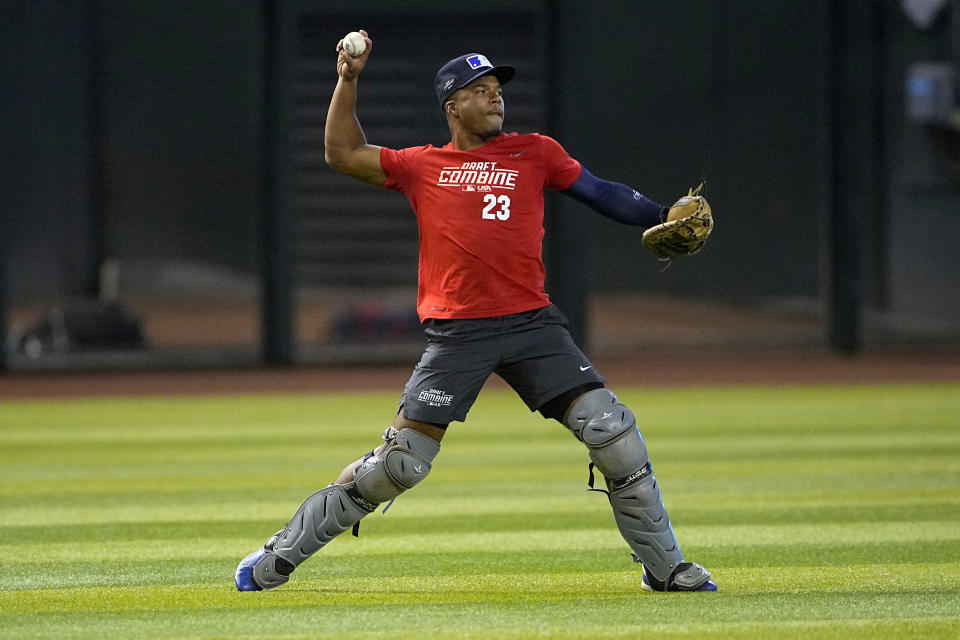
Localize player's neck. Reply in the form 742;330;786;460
450;128;500;151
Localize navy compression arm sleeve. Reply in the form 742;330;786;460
562;165;667;228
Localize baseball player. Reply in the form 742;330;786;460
236;30;715;593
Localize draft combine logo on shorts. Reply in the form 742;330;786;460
437;162;518;192
418;388;454;407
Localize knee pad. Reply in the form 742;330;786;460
563;388;649;480
564;388;683;581
353;427;441;504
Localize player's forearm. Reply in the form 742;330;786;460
324;77;368;169
563;166;667;228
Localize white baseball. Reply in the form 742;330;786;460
343;31;366;57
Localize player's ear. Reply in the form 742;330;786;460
445;100;457;117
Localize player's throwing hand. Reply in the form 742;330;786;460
336;30;372;81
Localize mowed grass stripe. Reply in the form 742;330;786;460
2;384;956;449
4;518;960;566
4;542;960;591
5;441;959;495
2;606;959;640
1;383;958;639
2;563;959;612
2;474;955;527
2;495;958;546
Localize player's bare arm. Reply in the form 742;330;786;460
324;30;386;188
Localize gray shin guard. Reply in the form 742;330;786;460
564;388;683;582
252;427;441;589
253;483;372;589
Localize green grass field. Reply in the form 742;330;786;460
1;382;959;639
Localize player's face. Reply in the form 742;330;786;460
450;75;504;138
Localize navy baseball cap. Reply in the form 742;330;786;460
435;53;516;109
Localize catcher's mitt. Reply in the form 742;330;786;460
642;183;714;259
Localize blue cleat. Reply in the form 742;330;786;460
641;562;717;592
235;548;266;591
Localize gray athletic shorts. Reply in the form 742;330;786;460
399;304;605;425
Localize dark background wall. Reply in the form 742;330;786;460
3;0;959;349
96;1;262;272
2;0;262;299
552;1;827;302
3;2;96;298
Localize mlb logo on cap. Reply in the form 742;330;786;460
434;52;516;109
466;55;492;70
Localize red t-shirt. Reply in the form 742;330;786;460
380;132;582;320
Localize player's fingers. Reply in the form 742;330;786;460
338;55;359;79
357;31;372;57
